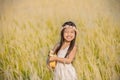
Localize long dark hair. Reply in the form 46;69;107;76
55;21;77;58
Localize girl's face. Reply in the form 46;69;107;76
63;27;76;42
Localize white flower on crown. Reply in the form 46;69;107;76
61;25;78;33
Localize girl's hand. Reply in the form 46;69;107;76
49;56;57;61
46;56;51;69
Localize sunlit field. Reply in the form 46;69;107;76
0;0;120;80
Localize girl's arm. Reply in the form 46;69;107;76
47;43;59;67
49;42;60;54
49;45;77;64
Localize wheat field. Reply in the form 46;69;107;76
0;0;120;80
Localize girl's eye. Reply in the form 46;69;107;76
64;30;75;34
71;31;74;33
64;30;69;33
70;30;75;34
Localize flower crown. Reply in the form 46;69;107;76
61;25;78;33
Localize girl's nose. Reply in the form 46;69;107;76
68;32;71;35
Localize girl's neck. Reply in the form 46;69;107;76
60;41;70;50
63;41;70;46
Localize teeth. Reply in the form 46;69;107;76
67;37;71;38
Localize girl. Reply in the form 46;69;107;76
48;21;78;80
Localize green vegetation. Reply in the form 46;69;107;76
0;0;120;80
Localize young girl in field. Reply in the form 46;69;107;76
47;21;78;80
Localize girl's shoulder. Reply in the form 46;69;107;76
74;44;78;48
73;44;78;50
54;42;60;48
52;42;60;52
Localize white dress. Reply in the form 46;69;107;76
53;46;77;80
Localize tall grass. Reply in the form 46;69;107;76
0;0;120;80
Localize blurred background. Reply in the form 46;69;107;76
0;0;120;80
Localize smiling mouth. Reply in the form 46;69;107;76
66;36;72;39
